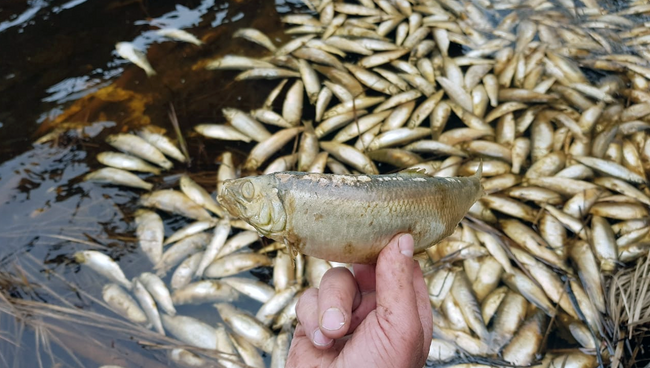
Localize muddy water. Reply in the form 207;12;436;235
0;1;306;366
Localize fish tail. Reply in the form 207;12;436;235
302;119;315;133
473;159;485;200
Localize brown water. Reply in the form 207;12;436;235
0;1;309;366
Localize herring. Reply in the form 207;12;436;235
218;169;483;263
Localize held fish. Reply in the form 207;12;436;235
218;168;483;263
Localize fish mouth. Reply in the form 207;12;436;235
217;187;242;218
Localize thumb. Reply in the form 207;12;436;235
375;233;420;329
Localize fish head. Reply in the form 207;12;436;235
218;176;286;237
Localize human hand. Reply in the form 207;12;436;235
286;233;433;368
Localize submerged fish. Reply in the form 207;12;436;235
156;28;203;46
115;42;156;77
218;169;483;263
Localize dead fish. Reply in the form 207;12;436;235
75;251;132;290
102;284;148;325
214;303;276;353
137;126;187;163
132;278;164;334
161;314;218;350
134;209;164;265
194;124;253;143
234;28;277;51
140;190;213;221
84;168;152;191
115;42;156;77
218;168;483;263
180;175;223;216
156;28;203;46
96;152;161;175
106;134;172;170
138;272;176;316
172;280;239;305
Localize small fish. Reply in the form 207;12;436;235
137;126;186;163
140;190;213;221
96;152;161;174
214;303;276;353
256;284;301;326
75;251;132;289
270;325;292;368
134;209;164;265
106;134;172;170
84;168;152;190
155;233;211;276
132;278;164;335
161;314;218;350
138;272;176;316
229;333;265;368
115;42;156;77
164;220;216;246
102;284;148;325
170;252;204;290
172;280;239;305
180;175;224;217
194;124;253;142
221;277;276;303
204;253;273;278
273;250;295;292
194;219;230;278
234;28;277;51
156;28;203;46
217;230;261;258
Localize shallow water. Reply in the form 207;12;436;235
0;1;307;366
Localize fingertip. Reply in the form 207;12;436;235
398;233;414;258
312;328;334;348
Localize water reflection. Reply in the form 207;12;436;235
0;0;310;365
0;0;49;33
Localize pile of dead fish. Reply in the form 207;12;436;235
77;0;650;367
84;126;187;190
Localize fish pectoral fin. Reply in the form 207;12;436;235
283;238;300;269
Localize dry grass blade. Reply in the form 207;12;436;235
169;103;190;165
608;256;650;368
40;234;107;250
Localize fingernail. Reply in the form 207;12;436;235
321;308;345;331
398;234;414;258
312;329;332;347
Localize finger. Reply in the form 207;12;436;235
375;233;419;319
348;290;376;333
413;262;434;362
286;323;344;368
375;232;425;352
352;263;376;292
317;267;361;339
295;288;333;349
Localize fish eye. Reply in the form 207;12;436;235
241;181;255;201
